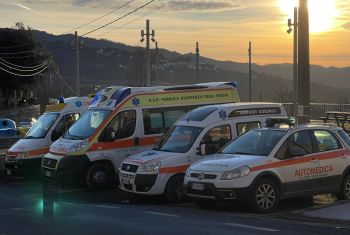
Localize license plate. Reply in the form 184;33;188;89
192;183;204;191
6;169;11;175
121;177;132;185
45;171;51;177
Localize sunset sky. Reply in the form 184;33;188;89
0;0;349;67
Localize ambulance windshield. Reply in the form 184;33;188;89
154;125;203;153
64;109;111;140
221;129;287;156
26;113;59;139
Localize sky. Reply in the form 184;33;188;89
0;0;349;67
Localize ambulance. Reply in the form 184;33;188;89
185;121;350;213
5;97;90;175
41;82;240;190
119;103;288;202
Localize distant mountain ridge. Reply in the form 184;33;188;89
33;30;350;103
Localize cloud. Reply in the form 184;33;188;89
166;0;241;12
343;21;350;30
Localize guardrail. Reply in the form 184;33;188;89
282;103;350;119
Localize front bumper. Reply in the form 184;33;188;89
41;153;90;183
119;170;170;195
5;157;42;175
185;181;250;201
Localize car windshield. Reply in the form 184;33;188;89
221;129;287;156
154;125;203;153
64;109;111;140
26;113;59;139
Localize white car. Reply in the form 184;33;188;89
184;123;350;213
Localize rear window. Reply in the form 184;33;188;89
181;107;217;122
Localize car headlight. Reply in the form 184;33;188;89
67;139;89;153
221;166;250;180
185;168;191;178
141;161;161;173
17;152;28;160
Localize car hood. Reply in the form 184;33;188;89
49;138;83;154
8;138;48;154
124;150;181;164
190;154;267;172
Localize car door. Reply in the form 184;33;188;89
312;129;344;192
275;130;321;196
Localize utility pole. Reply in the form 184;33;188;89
195;42;200;84
288;7;299;121
140;19;156;87
71;31;81;96
248;41;252;102
298;0;310;123
155;41;160;86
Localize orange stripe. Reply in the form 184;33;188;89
7;148;49;157
159;164;190;174
88;136;160;152
251;149;350;172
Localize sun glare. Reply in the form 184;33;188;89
278;0;339;33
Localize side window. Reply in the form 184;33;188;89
278;130;313;159
236;122;261;136
51;113;80;141
143;107;188;135
314;130;341;152
337;130;350;146
102;110;136;141
200;125;232;155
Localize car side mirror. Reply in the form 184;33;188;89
200;144;206;156
289;147;306;157
51;128;62;142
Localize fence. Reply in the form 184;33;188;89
282;103;350;119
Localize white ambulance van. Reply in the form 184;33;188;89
119;103;287;202
41;82;240;190
184;121;350;213
5;97;91;175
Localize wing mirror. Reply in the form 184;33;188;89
200;144;206;156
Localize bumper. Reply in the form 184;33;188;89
5;157;42;175
119;171;170;195
185;181;251;201
41;153;90;183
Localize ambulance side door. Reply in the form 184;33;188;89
195;123;232;161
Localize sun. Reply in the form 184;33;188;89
278;0;340;33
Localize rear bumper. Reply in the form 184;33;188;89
185;181;251;201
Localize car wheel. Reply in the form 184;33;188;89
338;174;350;200
251;178;280;213
165;174;186;203
86;163;114;191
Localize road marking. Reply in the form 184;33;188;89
225;223;280;232
146;211;180;218
96;205;120;209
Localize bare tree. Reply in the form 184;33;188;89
273;87;293;103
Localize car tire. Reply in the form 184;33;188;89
165;174;186;203
250;178;280;213
338;173;350;200
85;163;114;191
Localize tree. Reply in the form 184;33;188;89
0;23;54;108
273;87;293;103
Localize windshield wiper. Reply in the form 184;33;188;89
225;151;251;155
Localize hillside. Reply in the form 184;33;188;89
33;30;350;103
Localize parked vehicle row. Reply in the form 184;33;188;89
4;81;350;213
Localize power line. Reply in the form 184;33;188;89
0;50;34;55
0;58;47;69
62;0;139;35
0;60;47;72
0;64;48;77
0;54;43;59
82;0;157;37
0;43;34;49
96;1;170;38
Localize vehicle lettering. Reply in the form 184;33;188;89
294;165;333;177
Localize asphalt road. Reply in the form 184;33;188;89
0;175;349;235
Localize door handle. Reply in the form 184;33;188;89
134;137;140;146
310;159;319;163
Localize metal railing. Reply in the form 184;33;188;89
282;103;350;118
